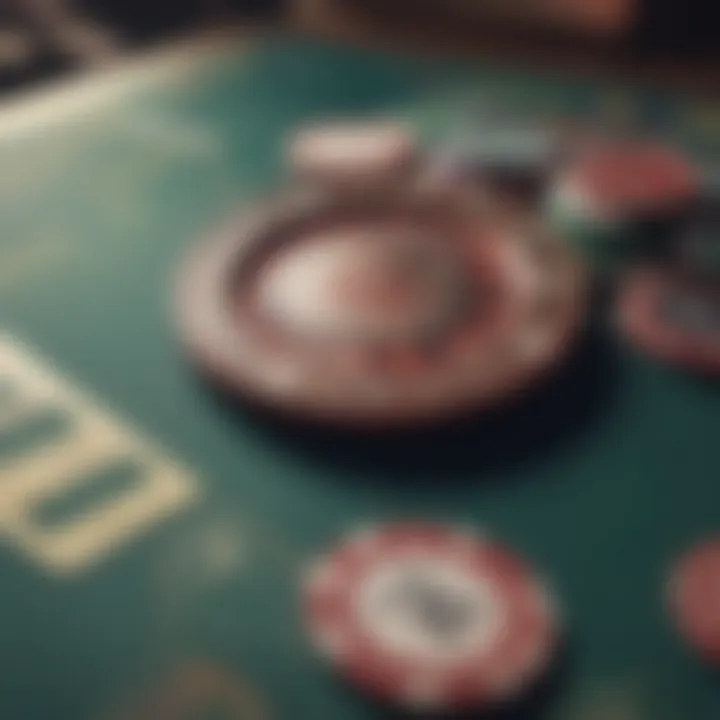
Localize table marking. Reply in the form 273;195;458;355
0;334;200;577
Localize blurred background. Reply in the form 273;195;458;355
0;0;716;96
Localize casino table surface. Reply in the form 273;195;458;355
1;31;719;720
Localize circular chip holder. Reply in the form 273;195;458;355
668;538;720;664
302;523;560;713
618;269;720;374
175;181;586;426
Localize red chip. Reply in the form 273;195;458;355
618;270;720;374
669;538;720;663
303;523;559;712
558;141;699;220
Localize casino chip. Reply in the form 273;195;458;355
549;140;700;265
668;538;720;664
288;121;417;189
175;183;586;426
618;269;720;373
303;523;559;712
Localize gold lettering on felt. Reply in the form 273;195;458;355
0;334;200;577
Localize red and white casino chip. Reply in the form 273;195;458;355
303;522;559;712
554;140;699;222
668;537;720;663
618;270;720;374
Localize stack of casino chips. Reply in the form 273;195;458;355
613;164;719;374
548;138;701;267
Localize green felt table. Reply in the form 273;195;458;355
0;31;719;720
